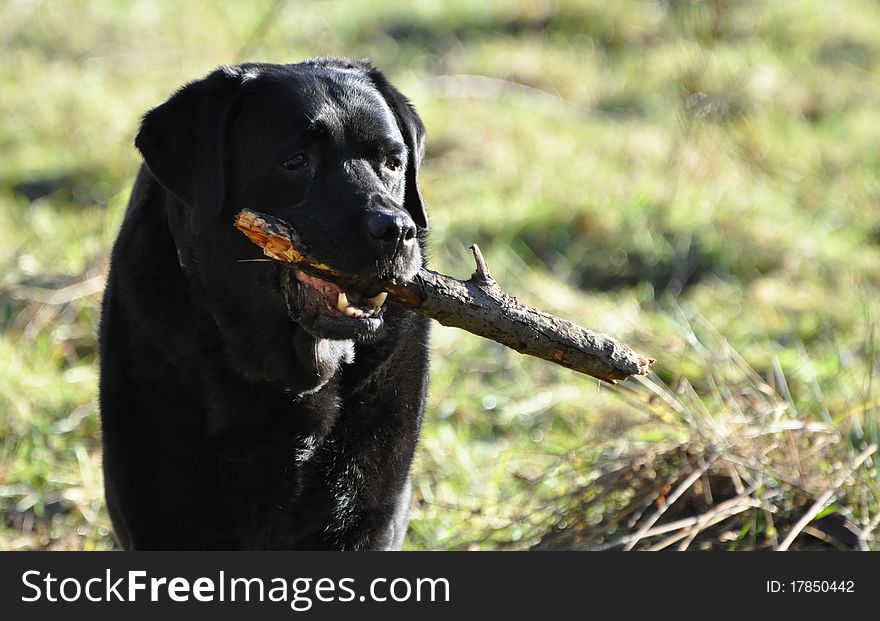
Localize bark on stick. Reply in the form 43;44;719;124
234;209;655;383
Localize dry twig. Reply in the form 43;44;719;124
234;209;654;383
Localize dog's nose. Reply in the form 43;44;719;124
364;210;417;256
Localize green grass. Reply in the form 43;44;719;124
1;0;878;550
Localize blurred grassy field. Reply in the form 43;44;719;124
1;0;879;550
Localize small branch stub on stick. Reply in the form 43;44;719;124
469;244;492;282
234;209;655;383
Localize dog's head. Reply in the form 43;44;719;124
135;59;428;350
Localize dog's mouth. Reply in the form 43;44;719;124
281;268;389;341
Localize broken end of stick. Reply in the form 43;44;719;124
631;353;656;378
597;354;655;384
547;333;655;384
234;209;340;274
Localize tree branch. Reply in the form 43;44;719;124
234;209;655;383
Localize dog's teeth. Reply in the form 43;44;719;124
366;292;388;308
344;306;364;318
337;292;349;312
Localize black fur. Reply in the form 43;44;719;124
99;58;430;550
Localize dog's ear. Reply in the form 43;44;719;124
363;66;429;229
135;66;245;234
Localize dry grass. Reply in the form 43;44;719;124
420;318;879;551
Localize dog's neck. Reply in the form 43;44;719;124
291;333;355;397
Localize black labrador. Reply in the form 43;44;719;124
99;58;431;550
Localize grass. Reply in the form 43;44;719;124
1;0;878;550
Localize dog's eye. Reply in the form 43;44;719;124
282;153;310;171
384;156;402;172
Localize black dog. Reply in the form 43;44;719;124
99;58;431;550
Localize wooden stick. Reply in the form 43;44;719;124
234;209;655;383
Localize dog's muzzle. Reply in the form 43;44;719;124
281;269;391;342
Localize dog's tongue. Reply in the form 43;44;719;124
294;270;388;318
294;269;349;298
